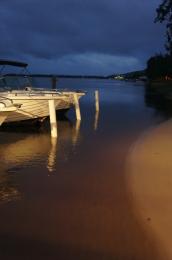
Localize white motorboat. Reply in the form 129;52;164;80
0;60;85;125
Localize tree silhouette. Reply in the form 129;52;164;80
147;54;172;79
155;0;172;55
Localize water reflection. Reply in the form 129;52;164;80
72;120;81;146
94;111;99;131
47;137;57;173
144;84;172;120
0;119;82;202
0;172;21;203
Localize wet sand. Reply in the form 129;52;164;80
127;119;172;260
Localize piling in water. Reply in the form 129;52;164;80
73;93;81;121
51;76;57;90
48;99;58;138
95;90;99;112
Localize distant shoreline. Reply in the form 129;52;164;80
6;73;108;80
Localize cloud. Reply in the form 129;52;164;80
0;0;165;74
26;52;142;75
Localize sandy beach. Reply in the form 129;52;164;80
127;119;172;259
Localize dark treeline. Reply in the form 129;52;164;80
147;54;172;80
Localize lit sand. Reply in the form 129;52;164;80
127;119;172;259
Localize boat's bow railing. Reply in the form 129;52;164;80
26;87;63;95
24;87;86;97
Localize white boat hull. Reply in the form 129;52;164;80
4;99;62;122
0;90;84;123
0;106;17;125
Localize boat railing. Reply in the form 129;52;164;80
24;88;86;98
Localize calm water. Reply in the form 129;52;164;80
0;79;170;259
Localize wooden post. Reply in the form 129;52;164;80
52;76;57;90
48;100;58;138
73;93;81;121
95;90;99;112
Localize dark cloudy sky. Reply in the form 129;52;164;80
0;0;165;75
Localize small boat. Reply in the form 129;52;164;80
0;60;85;125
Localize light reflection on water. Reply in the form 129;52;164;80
0;79;170;259
0;120;82;203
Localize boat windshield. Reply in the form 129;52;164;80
0;75;32;90
0;61;32;90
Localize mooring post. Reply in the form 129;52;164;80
95;90;99;112
73;93;81;121
51;76;57;90
48;99;58;138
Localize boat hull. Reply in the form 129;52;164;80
0;106;17;126
0;91;84;123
